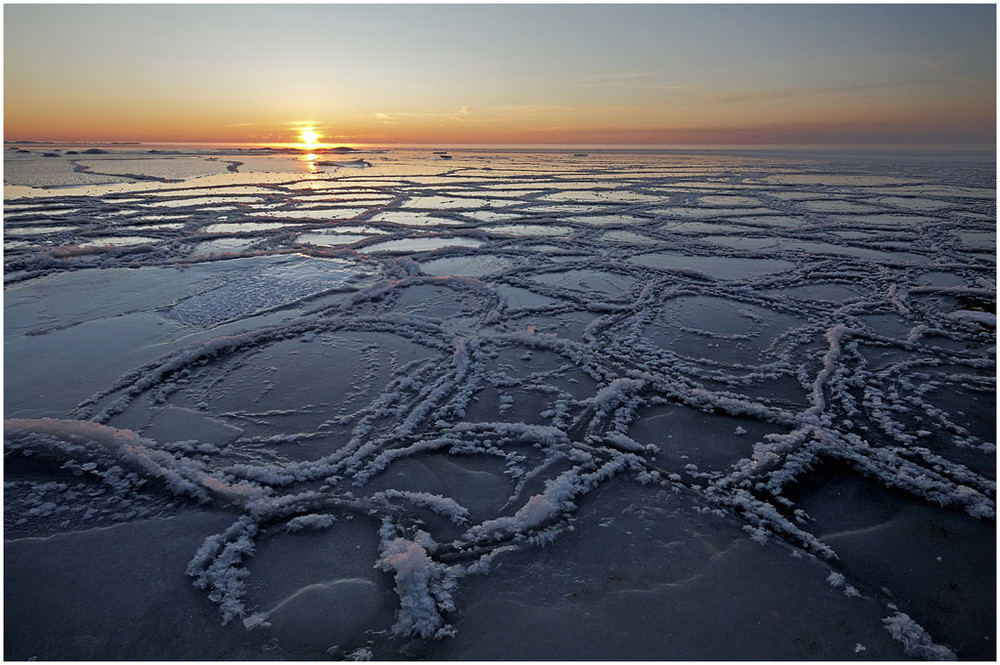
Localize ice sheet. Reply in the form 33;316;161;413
4;144;995;660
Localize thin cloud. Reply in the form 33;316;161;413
714;80;908;104
374;106;472;124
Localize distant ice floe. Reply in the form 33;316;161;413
3;145;995;660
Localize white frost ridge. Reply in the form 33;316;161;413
883;612;957;660
376;538;453;639
4;418;265;505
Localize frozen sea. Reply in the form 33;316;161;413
3;143;996;660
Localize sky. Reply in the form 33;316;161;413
3;4;996;145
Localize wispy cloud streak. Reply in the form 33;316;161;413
374;106;473;124
712;80;909;104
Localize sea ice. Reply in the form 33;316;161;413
4;144;995;660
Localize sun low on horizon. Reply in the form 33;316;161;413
299;128;320;150
3;4;995;146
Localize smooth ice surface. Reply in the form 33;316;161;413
4;144;996;660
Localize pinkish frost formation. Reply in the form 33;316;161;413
376;537;452;639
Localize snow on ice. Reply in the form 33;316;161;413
4;144;995;660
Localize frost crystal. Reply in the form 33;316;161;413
883;612;957;660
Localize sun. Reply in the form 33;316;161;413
299;128;320;149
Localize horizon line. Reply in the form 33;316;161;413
5;139;996;149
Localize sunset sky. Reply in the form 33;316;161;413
4;4;996;146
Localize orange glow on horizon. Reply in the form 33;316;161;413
4;6;994;148
3;103;995;147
